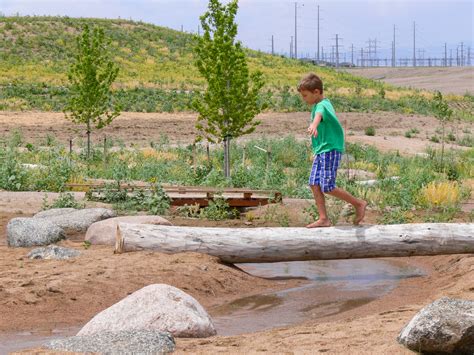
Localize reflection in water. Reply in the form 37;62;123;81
212;259;424;336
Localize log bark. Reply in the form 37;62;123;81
115;223;474;263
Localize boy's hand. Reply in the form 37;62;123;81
307;123;318;137
308;112;322;137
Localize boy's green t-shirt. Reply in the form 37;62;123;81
310;98;345;155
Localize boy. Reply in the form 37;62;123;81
298;73;367;228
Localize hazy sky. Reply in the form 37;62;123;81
2;0;473;60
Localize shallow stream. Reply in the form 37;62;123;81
0;258;424;353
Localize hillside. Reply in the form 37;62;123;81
0;16;472;118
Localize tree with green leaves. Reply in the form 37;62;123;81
432;91;454;170
194;0;266;177
64;24;120;159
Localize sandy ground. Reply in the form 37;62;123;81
0;111;471;155
0;191;472;354
0;110;472;353
345;67;474;95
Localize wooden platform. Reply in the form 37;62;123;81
65;180;281;208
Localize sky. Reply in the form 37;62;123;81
1;0;473;62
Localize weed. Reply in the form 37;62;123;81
176;203;201;218
418;181;460;209
43;191;85;209
364;126;376;136
200;194;238;220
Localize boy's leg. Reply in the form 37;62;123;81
307;184;331;228
326;187;367;225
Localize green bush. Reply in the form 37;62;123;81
364;126;376;136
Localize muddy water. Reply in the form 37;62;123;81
211;259;424;335
0;259;423;353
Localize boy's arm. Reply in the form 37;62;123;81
308;112;322;137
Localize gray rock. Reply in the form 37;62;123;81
28;245;80;260
35;208;116;235
45;330;175;354
85;215;172;245
398;297;474;354
7;218;65;247
34;208;77;219
78;284;216;338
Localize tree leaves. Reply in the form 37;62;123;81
193;0;266;144
64;24;121;132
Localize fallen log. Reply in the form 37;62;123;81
115;223;474;263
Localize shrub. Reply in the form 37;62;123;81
43;191;85;209
364;126;376;136
418;181;460;209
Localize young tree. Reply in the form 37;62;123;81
432;91;453;170
194;0;265;178
64;24;120;159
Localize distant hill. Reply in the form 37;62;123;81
0;16;472;117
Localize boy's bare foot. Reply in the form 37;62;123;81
354;200;368;225
306;219;332;228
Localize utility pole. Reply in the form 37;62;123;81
413;21;416;67
460;42;464;66
450;49;453;67
351;43;354;66
373;38;378;66
317;4;320;62
468;47;471;66
271;35;274;55
444;43;447;67
290;36;293;58
335;34;340;68
294;2;298;59
392;25;396;67
360;47;364;67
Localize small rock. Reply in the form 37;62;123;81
45;330;175;354
28;245;80;260
398;297;474;354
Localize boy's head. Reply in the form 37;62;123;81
297;73;324;105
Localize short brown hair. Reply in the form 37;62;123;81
297;73;323;93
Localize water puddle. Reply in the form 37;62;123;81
212;259;424;335
0;327;79;354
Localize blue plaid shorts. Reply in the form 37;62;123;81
309;150;342;192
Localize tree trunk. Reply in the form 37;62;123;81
86;120;91;160
224;136;230;178
114;223;474;263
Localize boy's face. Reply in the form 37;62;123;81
299;89;322;105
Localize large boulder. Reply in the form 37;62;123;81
398;297;474;354
77;284;216;338
7;218;65;247
45;330;175;354
34;208;116;236
85;215;172;245
28;245;80;260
